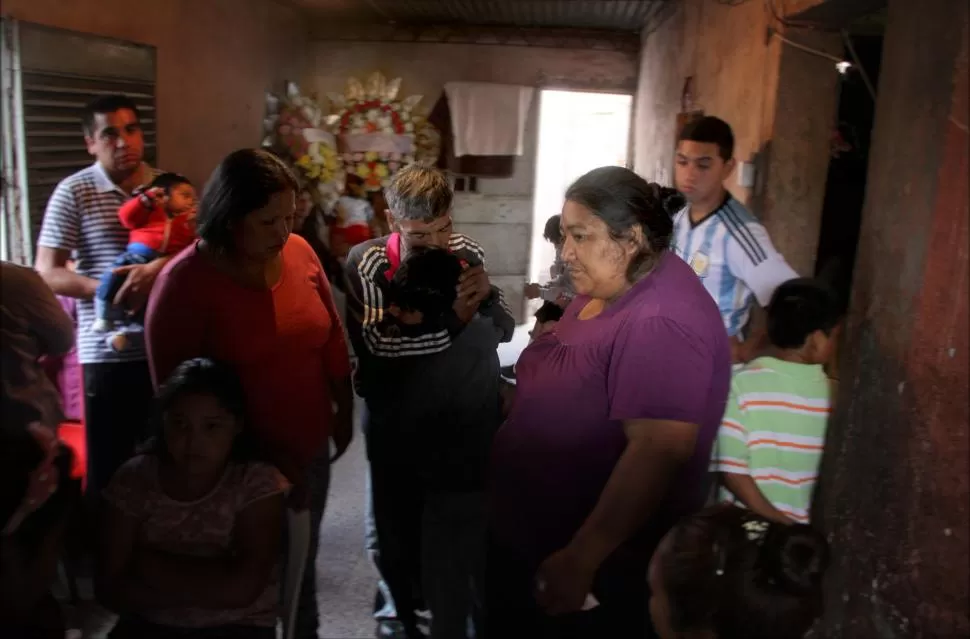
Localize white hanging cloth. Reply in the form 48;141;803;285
443;82;534;157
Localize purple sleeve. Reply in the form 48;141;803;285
608;317;714;424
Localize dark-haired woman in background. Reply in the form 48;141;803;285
648;504;829;639
294;189;346;294
486;167;732;637
145;149;353;638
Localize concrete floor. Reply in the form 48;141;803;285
316;421;380;639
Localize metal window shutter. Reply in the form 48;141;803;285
17;23;157;252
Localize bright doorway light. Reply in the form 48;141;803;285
529;90;633;285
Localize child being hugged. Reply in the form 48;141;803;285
98;358;289;639
92;172;198;352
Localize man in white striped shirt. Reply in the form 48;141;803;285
672;116;798;363
35;95;165;500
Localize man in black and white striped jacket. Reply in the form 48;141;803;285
344;164;514;638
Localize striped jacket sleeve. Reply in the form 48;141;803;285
344;243;453;360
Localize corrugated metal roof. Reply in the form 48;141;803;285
292;0;662;33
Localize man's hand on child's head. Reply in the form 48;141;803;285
457;264;491;305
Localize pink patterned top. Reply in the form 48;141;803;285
102;455;289;628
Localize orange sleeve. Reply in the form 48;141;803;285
118;197;159;230
145;262;207;389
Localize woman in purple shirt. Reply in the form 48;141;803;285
486;167;732;638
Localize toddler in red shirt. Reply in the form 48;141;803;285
92;173;197;351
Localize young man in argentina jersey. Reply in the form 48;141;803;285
672;116;799;364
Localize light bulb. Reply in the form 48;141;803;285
836;61;853;75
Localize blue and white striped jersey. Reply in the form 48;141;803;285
671;194;798;338
37;162;160;364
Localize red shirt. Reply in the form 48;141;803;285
119;197;196;254
145;235;351;472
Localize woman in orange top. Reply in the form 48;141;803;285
145;149;353;639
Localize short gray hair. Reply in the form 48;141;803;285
384;164;453;222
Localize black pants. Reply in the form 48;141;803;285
369;456;426;637
484;536;658;639
82;361;155;501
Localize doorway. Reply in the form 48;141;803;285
815;29;885;313
528;90;633;286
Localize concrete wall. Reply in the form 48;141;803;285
307;40;638;320
815;0;969;635
2;0;308;186
633;0;838;274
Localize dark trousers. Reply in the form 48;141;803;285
82;361;155;501
369;457;426;637
370;445;486;639
421;491;486;639
484;536;658;639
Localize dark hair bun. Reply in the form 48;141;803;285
654;185;686;217
564;167;677;259
758;523;830;595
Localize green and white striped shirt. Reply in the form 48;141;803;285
711;357;830;524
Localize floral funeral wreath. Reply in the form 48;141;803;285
325;72;441;192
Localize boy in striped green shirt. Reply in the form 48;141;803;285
711;278;840;524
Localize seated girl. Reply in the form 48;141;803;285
648;504;829;639
97;358;289;639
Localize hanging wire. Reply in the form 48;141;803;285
771;30;844;64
